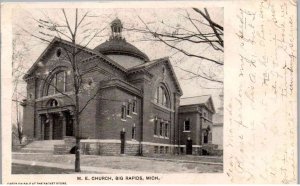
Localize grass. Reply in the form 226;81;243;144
13;154;223;173
12;163;73;174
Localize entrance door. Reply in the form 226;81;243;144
44;122;50;140
52;115;63;139
120;131;126;154
203;131;208;144
186;139;193;155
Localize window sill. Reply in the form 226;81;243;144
154;135;159;138
121;119;126;122
126;115;132;118
132;112;138;115
183;131;191;132
152;102;175;112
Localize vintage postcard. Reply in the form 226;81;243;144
1;0;297;184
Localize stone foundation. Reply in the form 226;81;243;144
141;143;175;155
124;143;140;155
79;140;140;156
53;139;217;156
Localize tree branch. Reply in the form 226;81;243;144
175;65;223;84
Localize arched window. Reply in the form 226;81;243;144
154;85;170;108
46;71;67;96
48;99;59;107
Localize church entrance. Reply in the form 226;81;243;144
40;110;74;140
65;113;74;136
44;121;50;140
52;113;63;140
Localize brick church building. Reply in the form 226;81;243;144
22;18;216;156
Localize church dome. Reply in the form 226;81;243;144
94;38;149;62
94;18;149;62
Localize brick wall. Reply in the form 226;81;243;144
95;87;142;142
138;62;180;147
178;112;201;145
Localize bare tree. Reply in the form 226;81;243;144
126;8;223;85
12;33;30;144
16;8;107;172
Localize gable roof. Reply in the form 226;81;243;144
23;38;183;96
127;57;183;95
180;95;215;113
23;37;127;80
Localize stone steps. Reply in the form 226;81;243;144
20;140;65;153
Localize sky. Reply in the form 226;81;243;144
12;7;224;121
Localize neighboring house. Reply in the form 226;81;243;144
21;18;217;156
212;91;224;150
178;95;215;155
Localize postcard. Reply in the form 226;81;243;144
1;0;297;184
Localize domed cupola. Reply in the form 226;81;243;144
110;17;123;39
94;18;149;68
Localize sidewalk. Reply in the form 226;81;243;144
137;156;223;165
12;159;152;174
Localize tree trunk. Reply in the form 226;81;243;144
74;95;81;172
72;36;81;172
15;86;23;144
75;136;81;172
17;122;23;144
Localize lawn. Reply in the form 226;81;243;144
12;154;223;173
12;163;74;174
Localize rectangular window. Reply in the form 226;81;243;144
160;146;164;154
132;125;136;140
132;100;137;113
121;105;126;120
154;118;158;135
165;146;169;153
165;123;169;137
184;120;190;131
154;146;158;153
160;121;163;136
127;103;131;116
